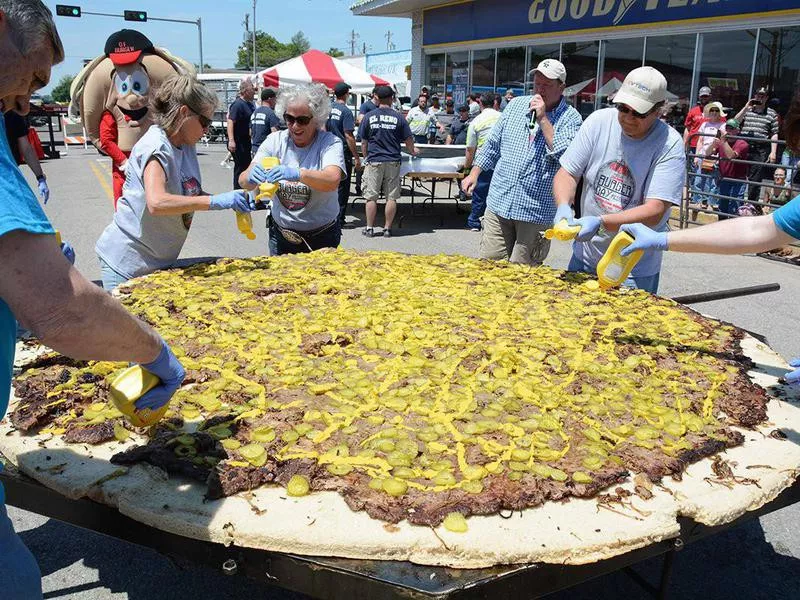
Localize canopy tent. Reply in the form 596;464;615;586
257;49;390;93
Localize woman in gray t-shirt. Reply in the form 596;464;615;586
239;83;345;256
95;74;255;289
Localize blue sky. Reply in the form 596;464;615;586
41;0;411;93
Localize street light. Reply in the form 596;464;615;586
55;4;81;17
123;10;147;22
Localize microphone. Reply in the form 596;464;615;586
528;108;537;131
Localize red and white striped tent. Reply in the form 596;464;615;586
258;49;390;93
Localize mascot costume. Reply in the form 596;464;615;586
69;30;194;207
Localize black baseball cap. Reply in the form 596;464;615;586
375;85;394;99
261;88;276;101
104;29;153;65
333;82;351;96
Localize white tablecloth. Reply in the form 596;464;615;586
399;156;465;177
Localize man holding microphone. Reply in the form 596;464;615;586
461;60;582;264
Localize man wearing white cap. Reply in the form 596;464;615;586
461;59;582;264
552;66;686;293
684;85;712;150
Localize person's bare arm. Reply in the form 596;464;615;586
226;118;235;151
553;167;579;208
770;133;779;162
404;137;418;156
733;103;750;124
667;214;795;254
17;136;44;180
344;131;360;168
0;231;161;363
144;159;213;215
538;115;555;150
298;165;343;192
464;146;476;170
601;198;673;231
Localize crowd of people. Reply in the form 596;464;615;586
3;2;800;595
685;84;791;218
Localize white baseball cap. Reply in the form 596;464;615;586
533;59;567;83
613;66;668;114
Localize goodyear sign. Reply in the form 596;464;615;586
423;0;794;46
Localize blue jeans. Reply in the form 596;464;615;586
568;255;660;294
467;169;492;229
691;163;718;207
717;180;746;220
268;216;341;256
98;256;130;291
0;502;43;599
413;134;428;145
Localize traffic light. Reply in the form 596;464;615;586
55;5;81;17
123;10;147;22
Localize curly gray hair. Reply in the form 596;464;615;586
275;84;331;129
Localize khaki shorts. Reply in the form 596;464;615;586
363;161;401;202
480;209;551;265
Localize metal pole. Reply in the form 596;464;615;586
748;28;761;99
252;0;257;75
197;18;204;74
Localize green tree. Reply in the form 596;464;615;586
235;31;312;70
327;47;344;58
51;74;75;103
288;31;311;55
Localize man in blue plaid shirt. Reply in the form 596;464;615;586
461;59;582;264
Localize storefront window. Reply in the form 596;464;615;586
561;41;599;118
445;51;470;105
645;34;695;129
755;26;800;119
496;47;526;96
471;49;495;94
698;30;756;120
426;53;445;98
597;38;645;108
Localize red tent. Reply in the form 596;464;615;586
258;50;390;93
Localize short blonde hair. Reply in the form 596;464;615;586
150;73;218;135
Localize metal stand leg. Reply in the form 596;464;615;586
623;538;682;600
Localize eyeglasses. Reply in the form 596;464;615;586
189;107;211;128
284;113;313;126
615;104;657;119
708;108;720;112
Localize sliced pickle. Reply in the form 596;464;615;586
382;477;408;497
326;463;353;476
442;512;468;533
287;474;310;497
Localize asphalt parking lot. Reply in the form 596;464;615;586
7;143;800;599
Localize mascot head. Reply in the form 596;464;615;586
70;29;194;152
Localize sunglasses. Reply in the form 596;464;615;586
284;113;313;126
189;107;211;128
615;104;657;119
708;108;720;112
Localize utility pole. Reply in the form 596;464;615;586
252;0;257;74
347;30;359;56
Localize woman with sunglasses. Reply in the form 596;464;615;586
692;101;726;209
240;83;346;256
95;74;254;290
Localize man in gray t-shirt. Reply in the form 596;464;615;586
552;67;686;293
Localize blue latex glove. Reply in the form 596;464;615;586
60;241;75;265
573;216;602;242
208;190;253;212
37;178;49;204
784;358;800;385
553;203;573;225
619;223;669;256
135;338;185;411
265;165;301;184
247;163;269;186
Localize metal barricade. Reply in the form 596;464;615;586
683;132;795;229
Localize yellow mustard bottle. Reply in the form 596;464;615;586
596;231;644;290
544;219;581;241
54;230;62;245
109;365;167;427
255;156;280;202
